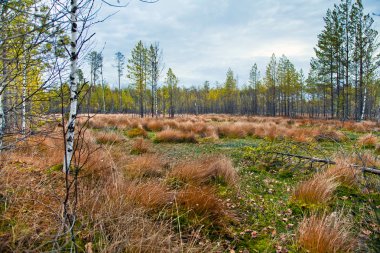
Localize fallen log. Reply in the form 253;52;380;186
266;151;380;175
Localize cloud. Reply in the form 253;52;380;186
85;0;379;88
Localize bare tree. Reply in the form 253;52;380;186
114;51;125;112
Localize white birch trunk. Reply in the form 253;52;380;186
360;87;367;121
101;64;105;113
22;54;27;136
63;0;78;173
0;89;4;151
154;83;158;118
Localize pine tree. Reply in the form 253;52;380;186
165;68;178;118
127;40;147;118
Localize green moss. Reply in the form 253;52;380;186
252;237;273;252
278;168;294;179
287;201;325;216
46;164;63;174
125;128;147;138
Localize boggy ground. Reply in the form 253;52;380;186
0;114;379;252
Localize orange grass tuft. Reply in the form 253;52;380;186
155;129;197;143
126;181;173;209
146;120;164;131
217;124;248;138
124;154;166;178
170;155;238;187
298;212;357;253
292;173;339;205
357;133;378;148
176;186;228;220
315;129;346;142
131;137;151;154
325;157;359;186
95;130;125;144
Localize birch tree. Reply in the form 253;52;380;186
114;51;125;112
63;0;79;173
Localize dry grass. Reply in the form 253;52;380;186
80;180;197;253
350;151;380;168
131;137;151;154
95;130;125;144
315;129;347;142
218;123;248;138
0;128;216;252
126;181;173;209
155;129;197;143
124;154;166;178
298;212;357;253
325;157;359;186
146;120;164;132
176;186;228;220
357;133;378;148
170;155;238;187
343;120;377;133
292;173;339;205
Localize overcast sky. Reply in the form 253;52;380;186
87;0;380;88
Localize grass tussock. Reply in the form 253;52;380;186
298;212;357;253
292;173;339;205
131;137;151;154
126;181;173;209
124;154;166;178
325;157;359;186
95;130;125;144
357;133;378;148
218;123;248;138
315;129;346;142
80;181;192;253
170;155;238;187
176;186;229;220
146;120;164;132
155;129;197;143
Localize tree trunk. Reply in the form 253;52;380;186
22;54;27;136
361;87;366;121
63;0;78;173
118;69;122;112
101;64;105;113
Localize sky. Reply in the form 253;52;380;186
87;0;380;88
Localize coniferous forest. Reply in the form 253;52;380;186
0;0;380;252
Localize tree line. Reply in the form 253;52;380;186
44;0;379;120
2;0;380;150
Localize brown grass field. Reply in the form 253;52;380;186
0;114;379;252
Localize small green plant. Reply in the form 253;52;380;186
125;127;147;138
